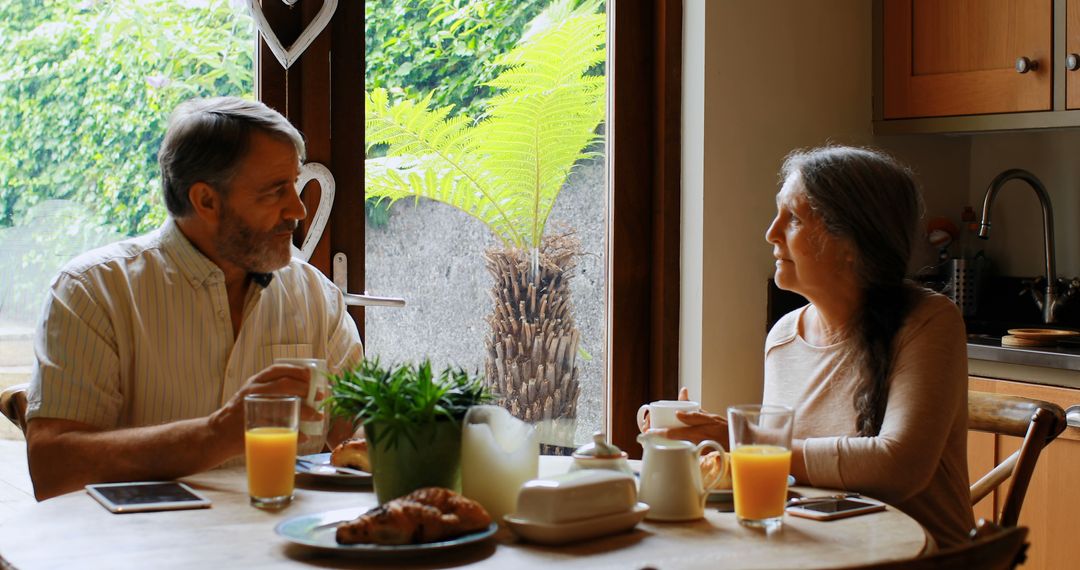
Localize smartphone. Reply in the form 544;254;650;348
86;481;212;513
786;497;886;521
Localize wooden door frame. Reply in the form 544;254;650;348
258;0;366;333
608;0;682;455
255;0;680;454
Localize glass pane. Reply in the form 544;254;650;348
0;0;255;441
363;0;608;451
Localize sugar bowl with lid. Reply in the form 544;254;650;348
569;432;635;476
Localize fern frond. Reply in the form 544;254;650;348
478;14;607;246
364;89;524;246
362;11;607;249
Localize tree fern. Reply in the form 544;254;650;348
364;5;606;249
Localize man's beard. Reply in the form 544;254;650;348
215;201;297;274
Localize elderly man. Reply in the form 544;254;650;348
25;97;362;500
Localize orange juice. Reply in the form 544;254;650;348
731;444;792;521
245;427;298;499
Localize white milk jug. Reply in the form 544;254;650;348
637;432;725;521
462;406;539;522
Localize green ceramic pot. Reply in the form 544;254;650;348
365;420;463;504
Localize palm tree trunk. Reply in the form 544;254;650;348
484;232;582;427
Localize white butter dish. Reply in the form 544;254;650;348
505;503;649;545
513;470;637;524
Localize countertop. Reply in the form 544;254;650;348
967;335;1080;390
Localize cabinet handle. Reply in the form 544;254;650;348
1015;57;1039;74
1067;54;1080;72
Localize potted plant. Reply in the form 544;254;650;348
363;0;605;440
327;358;490;503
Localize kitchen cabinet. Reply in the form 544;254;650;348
875;0;1080;133
1069;0;1080;108
968;376;1080;569
882;0;1052;119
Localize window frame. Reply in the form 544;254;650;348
256;0;680;454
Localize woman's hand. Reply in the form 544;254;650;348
644;387;730;446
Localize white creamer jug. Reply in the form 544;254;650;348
462;406;539;522
637;432;725;521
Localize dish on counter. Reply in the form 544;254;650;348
275;506;498;555
294;452;372;485
1007;328;1080;340
504;502;649;545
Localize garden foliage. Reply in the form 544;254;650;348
0;0;255;237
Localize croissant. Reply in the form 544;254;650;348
336;487;491;545
330;437;372;473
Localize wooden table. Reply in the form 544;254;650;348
0;457;927;569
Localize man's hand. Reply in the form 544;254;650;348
27;363;320;501
208;363;316;457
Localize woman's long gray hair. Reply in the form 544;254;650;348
781;146;924;437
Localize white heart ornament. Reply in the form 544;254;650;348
291;162;336;262
246;0;338;70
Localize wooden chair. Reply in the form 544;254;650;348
0;382;28;435
837;522;1029;570
968;390;1066;527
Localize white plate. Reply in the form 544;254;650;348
275;506;498;555
504;502;649;545
707;474;796;501
295;452;372;485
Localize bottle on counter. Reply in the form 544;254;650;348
949;206;987;318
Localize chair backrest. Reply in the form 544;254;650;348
968;390;1066;527
836;523;1029;570
0;382;28;435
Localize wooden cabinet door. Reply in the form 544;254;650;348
1068;0;1080;109
968;377;998;523
971;378;1080;569
883;0;1052;118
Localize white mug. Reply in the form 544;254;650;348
637;400;700;431
274;357;329;455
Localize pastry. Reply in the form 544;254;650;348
336;487;492;545
699;450;731;490
330;437;372;473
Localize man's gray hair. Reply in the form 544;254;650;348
158;97;306;217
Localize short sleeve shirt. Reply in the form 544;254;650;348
26;219;363;429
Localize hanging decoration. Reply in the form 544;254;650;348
291;162;336;261
246;0;338;70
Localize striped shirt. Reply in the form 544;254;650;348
26;219;363;429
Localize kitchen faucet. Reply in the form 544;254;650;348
977;168;1065;324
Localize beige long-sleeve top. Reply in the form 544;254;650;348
764;292;974;548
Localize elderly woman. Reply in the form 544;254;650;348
655;146;974;548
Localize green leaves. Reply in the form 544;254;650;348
327;358;491;449
0;0;255;237
364;3;606;249
366;0;551;121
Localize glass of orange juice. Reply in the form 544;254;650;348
727;404;794;529
244;394;300;509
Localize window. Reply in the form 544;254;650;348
268;0;682;454
0;0;256;440
362;0;608;449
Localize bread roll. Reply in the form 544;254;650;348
330;437;372;473
699;450;731;490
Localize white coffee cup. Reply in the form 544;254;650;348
636;400;700;431
274;357;329;455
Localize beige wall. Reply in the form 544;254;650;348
683;1;971;413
